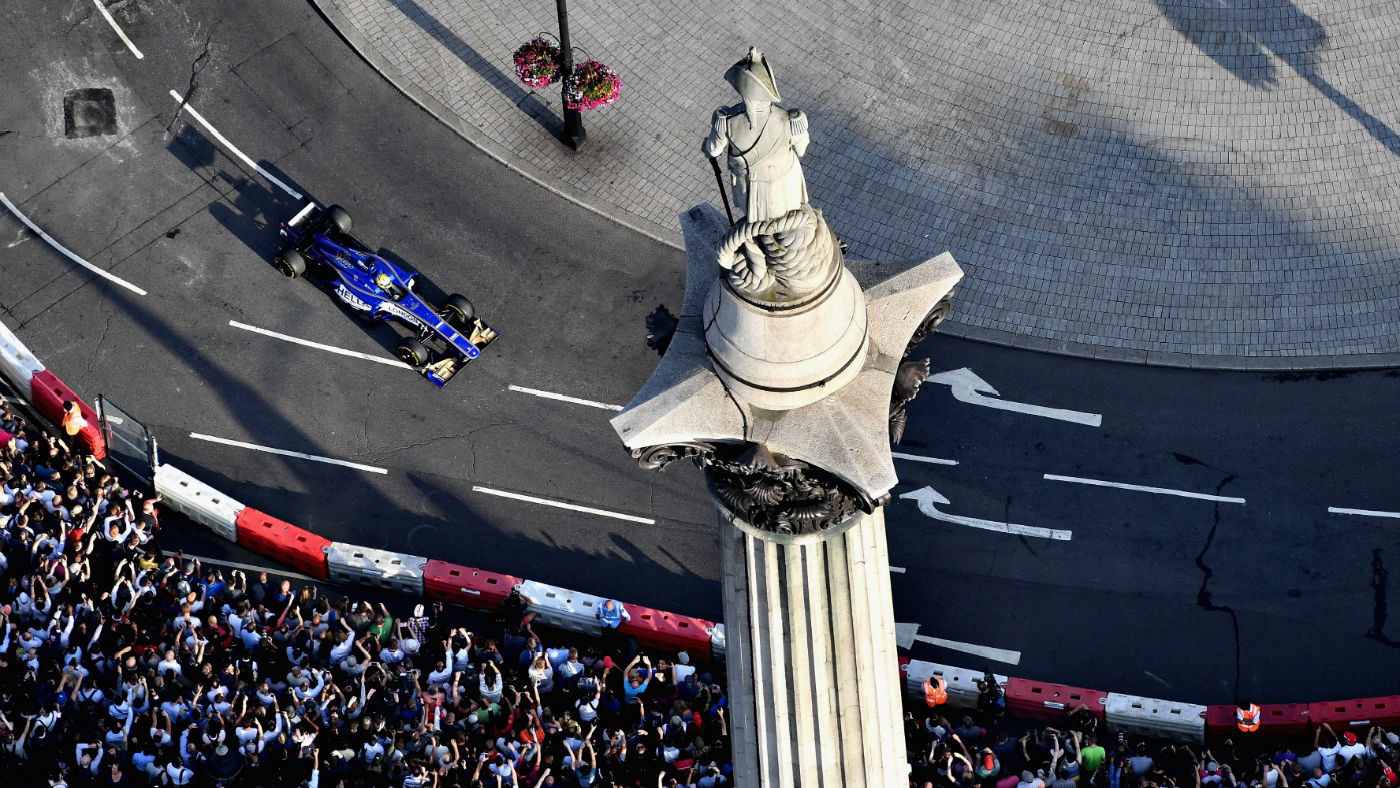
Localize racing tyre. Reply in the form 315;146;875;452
396;338;430;367
441;294;475;327
275;248;306;279
326;204;352;236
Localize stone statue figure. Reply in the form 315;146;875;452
702;47;810;222
703;48;837;302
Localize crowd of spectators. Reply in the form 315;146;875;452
909;683;1400;788
4;397;1398;788
0;400;735;787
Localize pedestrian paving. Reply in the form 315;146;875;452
313;0;1400;369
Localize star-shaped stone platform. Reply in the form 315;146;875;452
611;203;962;502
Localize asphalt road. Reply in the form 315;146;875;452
1;0;1397;706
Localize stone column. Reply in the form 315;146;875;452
717;501;906;788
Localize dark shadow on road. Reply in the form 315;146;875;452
384;0;563;137
1154;0;1400;155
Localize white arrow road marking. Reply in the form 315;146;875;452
926;368;1102;427
471;486;655;524
92;0;144;58
189;433;388;474
900;487;1072;540
507;385;622;411
229;321;411;369
892;451;958;466
0;192;148;296
896;622;1021;664
169;91;303;200
1044;474;1246;504
1328;507;1400;520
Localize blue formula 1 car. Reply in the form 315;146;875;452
275;202;498;387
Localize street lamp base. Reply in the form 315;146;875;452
563;110;587;151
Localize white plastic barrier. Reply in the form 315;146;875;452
1105;693;1206;744
0;320;43;400
154;463;244;541
325;543;427;596
518;579;605;637
709;622;726;661
904;660;1007;710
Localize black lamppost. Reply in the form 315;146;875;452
556;0;586;151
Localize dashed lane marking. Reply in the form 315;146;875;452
1044;473;1246;504
169;91;303;200
471;485;655;524
92;0;144;59
1328;506;1400;520
892;452;958;466
229;320;411;369
0;192;148;296
507;385;623;411
189;432;388;474
890;566;907;573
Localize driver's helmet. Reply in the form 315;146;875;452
375;273;392;292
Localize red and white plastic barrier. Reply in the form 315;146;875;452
1308;696;1400;730
618;605;717;661
0;321;44;401
1105;693;1206;743
235;506;330;579
1204;703;1310;737
324;542;427;596
29;370;106;459
1006;677;1108;724
423;560;520;612
154;463;244;541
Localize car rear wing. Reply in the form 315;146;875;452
287;202;319;228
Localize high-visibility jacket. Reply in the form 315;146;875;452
923;676;948;706
598;602;624;629
1237;703;1261;732
61;403;86;437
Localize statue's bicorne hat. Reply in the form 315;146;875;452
725;46;781;104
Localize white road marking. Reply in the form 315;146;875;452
471;485;655;524
0;192;148;296
92;0;144;59
229;321;411;369
892;451;958;466
507;385;623;411
926;367;1102;427
913;633;1022;666
1143;670;1172;689
189;432;388;474
1328;506;1400;520
1044;474;1246;504
890;565;907;573
900;486;1072;540
168;91;303;200
7;227;31;248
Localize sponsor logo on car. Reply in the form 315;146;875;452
378;300;422;328
334;284;371;311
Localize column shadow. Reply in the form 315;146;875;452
384;0;564;137
1155;0;1400;155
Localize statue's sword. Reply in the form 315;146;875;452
708;156;735;225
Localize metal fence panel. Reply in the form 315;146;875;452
96;395;157;485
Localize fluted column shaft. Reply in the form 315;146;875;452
718;504;906;788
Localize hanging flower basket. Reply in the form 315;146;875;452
513;35;563;89
563;60;621;111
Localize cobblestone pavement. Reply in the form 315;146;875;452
314;0;1400;368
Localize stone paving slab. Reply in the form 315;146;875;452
311;0;1400;369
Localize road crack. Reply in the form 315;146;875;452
168;29;216;132
1194;474;1241;700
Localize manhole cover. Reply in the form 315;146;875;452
64;88;117;138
